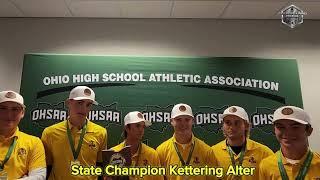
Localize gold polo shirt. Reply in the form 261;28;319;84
259;149;320;179
156;134;217;180
0;128;46;179
112;141;163;180
211;139;274;180
41;119;107;180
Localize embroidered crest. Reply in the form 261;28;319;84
5;92;16;99
193;156;200;164
17;148;27;156
84;88;91;96
282;108;294;115
137;112;143;119
88;140;96;150
248;156;256;164
229;107;237;113
179;105;186;112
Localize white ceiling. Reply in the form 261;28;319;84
0;0;319;19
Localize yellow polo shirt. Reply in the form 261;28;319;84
211;139;273;180
0;128;46;179
41;119;107;180
259;149;320;179
156;135;218;180
112;141;163;180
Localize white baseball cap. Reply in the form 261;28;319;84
222;106;249;122
68;86;98;105
124;111;152;127
273;106;311;125
171;103;194;119
0;90;25;108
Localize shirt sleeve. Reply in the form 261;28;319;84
29;138;47;171
97;128;108;162
41;128;53;166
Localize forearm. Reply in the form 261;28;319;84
18;168;46;180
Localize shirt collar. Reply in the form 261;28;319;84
67;118;93;132
279;148;311;165
172;133;195;146
122;141;145;157
222;138;255;151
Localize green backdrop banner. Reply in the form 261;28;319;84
20;54;303;151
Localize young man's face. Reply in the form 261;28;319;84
274;119;312;149
126;121;146;141
222;115;248;140
67;99;93;120
171;115;193;136
0;101;25;133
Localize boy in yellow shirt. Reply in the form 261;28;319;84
212;106;273;180
0;90;46;179
111;111;162;180
41;86;107;180
259;106;320;179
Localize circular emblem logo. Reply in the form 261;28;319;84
137;112;143;119
179;105;186;112
5;92;16;99
229;107;237;113
110;153;126;166
17;148;27;156
282;108;294;115
84;88;92;96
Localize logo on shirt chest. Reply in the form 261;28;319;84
17;148;27;157
143;159;149;166
88;140;97;150
193;157;201;164
248;156;256;164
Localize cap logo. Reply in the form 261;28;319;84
5;92;16;99
282;108;294;115
84;88;92;96
137;112;143;119
229;107;237;113
179;105;186;112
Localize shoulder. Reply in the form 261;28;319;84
142;143;158;155
156;137;172;152
87;120;107;134
111;142;125;152
43;120;65;133
194;136;210;149
17;131;43;148
248;139;274;154
18;131;41;142
211;140;225;150
312;151;320;164
259;153;277;167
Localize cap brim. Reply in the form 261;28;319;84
71;97;98;105
171;113;194;119
221;113;249;122
126;119;152;127
0;99;25;108
273;118;308;125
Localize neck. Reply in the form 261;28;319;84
227;136;246;146
0;127;17;138
126;138;140;155
69;116;86;129
281;144;309;160
175;132;192;144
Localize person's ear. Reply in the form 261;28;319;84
306;125;313;136
170;118;175;126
